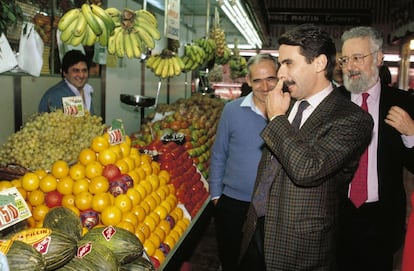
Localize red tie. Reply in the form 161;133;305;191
350;93;369;208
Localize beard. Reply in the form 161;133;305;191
343;64;379;94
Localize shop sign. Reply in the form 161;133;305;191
165;0;180;40
268;9;372;25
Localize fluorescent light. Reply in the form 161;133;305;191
410;40;414;50
219;0;262;48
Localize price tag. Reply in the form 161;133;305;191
62;96;85;116
0;187;32;231
107;119;126;145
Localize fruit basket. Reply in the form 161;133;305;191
0;164;28;180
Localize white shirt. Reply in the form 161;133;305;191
65;79;94;111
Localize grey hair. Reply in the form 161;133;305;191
341;26;383;52
246;53;278;76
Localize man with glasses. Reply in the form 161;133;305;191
209;53;278;271
337;26;414;271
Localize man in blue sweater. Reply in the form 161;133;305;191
208;53;278;271
38;50;95;114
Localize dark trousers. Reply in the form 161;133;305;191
214;194;250;271
337;200;396;271
238;216;266;271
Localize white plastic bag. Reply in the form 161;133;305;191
17;22;44;77
0;33;18;73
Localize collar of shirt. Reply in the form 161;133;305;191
288;83;334;123
64;79;93;96
240;92;266;119
350;79;381;107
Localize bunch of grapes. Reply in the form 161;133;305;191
0;110;106;171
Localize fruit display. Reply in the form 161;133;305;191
58;3;116;47
0;129;206;268
146;48;185;78
5;240;47;270
33;13;59;45
229;39;247;79
194;37;216;62
107;8;161;58
0;110;105;171
181;44;207;72
131;94;225;178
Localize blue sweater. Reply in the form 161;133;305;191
208;94;267;202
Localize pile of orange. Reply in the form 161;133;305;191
4;133;192;264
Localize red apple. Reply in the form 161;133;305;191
45;190;63;208
102;164;121;182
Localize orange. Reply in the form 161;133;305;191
143;214;157;231
140;163;153;176
101;205;122;226
51;160;70;179
131;205;147;223
151;161;160;175
69;163;86;180
155;187;167;201
182;217;191;227
116;220;135;233
109;144;122;160
98;149;118;166
10;179;22;188
143;195;157;212
66;205;80;216
140;180;153;195
17;187;27;200
78;148;97;166
145;175;160;191
148;212;160;226
135;167;146;181
173;223;184;236
167;184;176;196
176;220;188;232
131;153;142;168
0;180;12;191
91;136;109;153
72;179;89;195
150;192;161;206
22;172;40;191
91;192;111;212
123;157;135;171
114;194;132;213
89;176;109;194
115;160;129;174
119;141;131;157
137;222;151;239
134;184;147;199
85;161;103;179
143;239;156;256
127;170;140;186
153;248;166;264
26;216;36;228
28;189;45;206
56;176;74;195
169;229;181;242
135;229;146;244
140;154;152;165
32;204;49;221
158;220;171;235
163;235;176;249
172;207;184;221
154;205;168;220
153;227;166;242
126;188;142;206
39;174;57;193
34;169;48;179
158;176;168;187
148;232;162;248
74;191;93;211
61;194;76;208
139;200;151;214
122;211;139;228
160;200;172;214
158;170;170;183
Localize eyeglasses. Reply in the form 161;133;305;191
337;51;378;68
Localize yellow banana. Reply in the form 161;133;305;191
129;32;142;58
135;27;155;49
91;4;115;34
59;22;76;43
105;7;121;17
73;12;87;37
161;58;170;78
172;57;182;76
135;9;158;27
134;17;161;40
69;29;86;46
167;58;175;77
124;31;134;59
155;58;165;76
152;55;163;71
82;25;98;46
81;4;102;35
94;15;109;46
115;28;125;58
107;27;121;55
145;54;156;68
58;8;80;32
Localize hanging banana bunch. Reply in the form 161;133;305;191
58;3;116;47
194;38;216;62
146;49;185;79
180;44;206;72
107;8;161;59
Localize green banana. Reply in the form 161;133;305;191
176;56;185;70
135;27;155;49
94;15;109;46
82;25;98;46
81;4;102;36
134;17;161;40
69;29;86;46
91;4;115;34
73;12;87;37
130;32;142;58
58;8;80;32
135;9;158;27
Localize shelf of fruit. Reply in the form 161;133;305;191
0;112;213;270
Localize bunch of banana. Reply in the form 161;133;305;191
58;4;116;47
146;49;185;78
105;7;122;28
215;46;232;65
210;26;227;57
194;38;216;61
181;44;206;72
132;9;161;50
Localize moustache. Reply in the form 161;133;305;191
282;80;295;92
346;70;361;77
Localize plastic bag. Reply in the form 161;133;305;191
0;33;18;73
17;22;44;77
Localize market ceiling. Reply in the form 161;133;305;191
147;0;412;53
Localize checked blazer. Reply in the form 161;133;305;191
240;88;374;270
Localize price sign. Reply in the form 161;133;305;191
0;187;32;231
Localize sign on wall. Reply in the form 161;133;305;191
164;0;180;40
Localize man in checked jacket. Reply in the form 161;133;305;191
238;24;374;270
